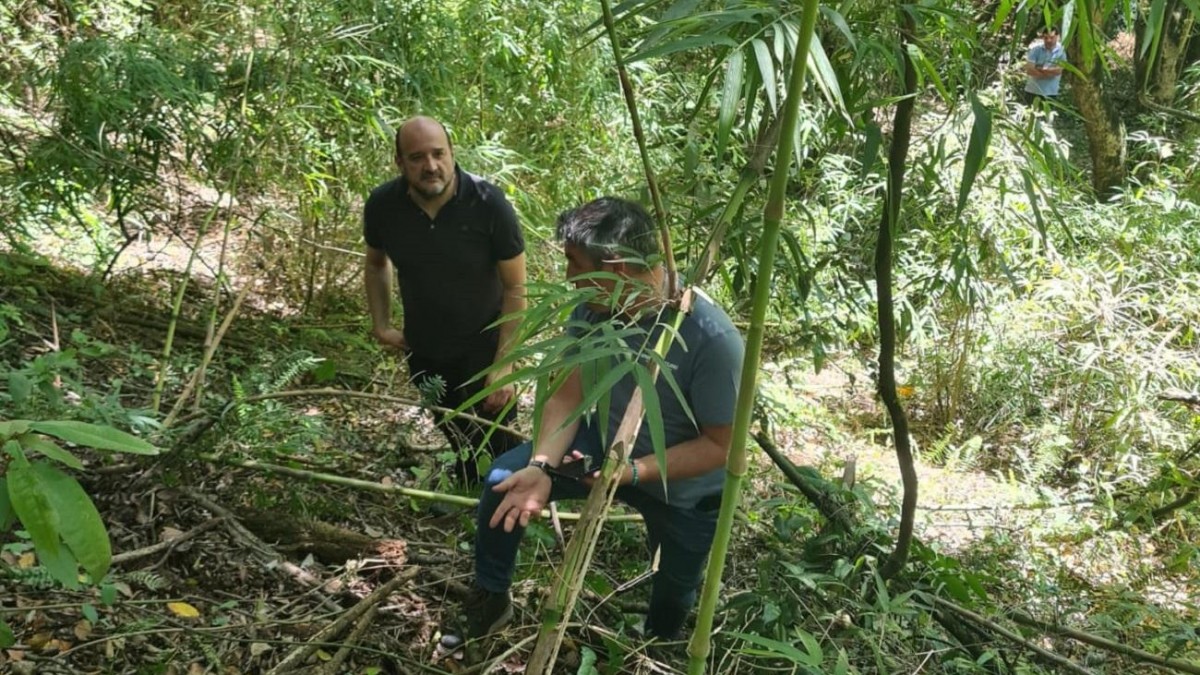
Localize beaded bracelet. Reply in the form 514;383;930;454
628;458;640;486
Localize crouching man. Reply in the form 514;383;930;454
458;197;744;642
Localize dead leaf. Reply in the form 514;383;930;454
0;552;16;566
17;553;35;569
74;620;92;641
380;476;394;487
167;602;201;619
249;642;271;658
26;632;52;650
188;662;205;675
5;649;25;662
113;581;134;598
43;639;70;654
161;527;185;541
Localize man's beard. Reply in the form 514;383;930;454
413;172;447;199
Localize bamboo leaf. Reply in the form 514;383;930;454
731;631;822;666
7;461;80;589
629;34;737;63
0;481;13;532
633;365;667;492
819;7;856;49
30;421;159;456
559;361;638;439
990;0;1016;33
956;95;994;219
19;434;84;470
1140;0;1167;78
716;50;745;163
807;35;848;115
860;123;882;179
0;421;31;438
32;462;111;582
752;38;777;112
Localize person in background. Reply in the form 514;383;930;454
1024;26;1067;105
363;116;526;485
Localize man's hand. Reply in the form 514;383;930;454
489;467;552;532
373;326;408;351
482;366;516;413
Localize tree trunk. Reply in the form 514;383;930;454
1068;15;1127;198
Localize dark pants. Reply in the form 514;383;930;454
408;341;521;485
474;423;720;639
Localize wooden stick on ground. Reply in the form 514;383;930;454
322;605;380;674
111;518;224;565
267;566;418;675
1008;610;1200;674
929;596;1096;675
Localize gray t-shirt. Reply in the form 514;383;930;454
568;289;744;508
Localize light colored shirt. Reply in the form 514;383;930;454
1025;43;1067;96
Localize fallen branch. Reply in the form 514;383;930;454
322;604;380;675
267;567;418;675
1008;610;1200;674
201;455;643;523
111;518;224;565
929;596;1095;675
185;490;329;598
753;430;856;532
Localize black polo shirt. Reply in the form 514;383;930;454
363;165;524;361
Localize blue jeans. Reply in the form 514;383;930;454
474;423;720;639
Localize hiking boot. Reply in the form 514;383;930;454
465;585;513;639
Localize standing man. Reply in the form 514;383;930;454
363;116;526;485
458;197;745;643
1024;26;1067;104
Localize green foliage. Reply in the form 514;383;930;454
0;420;160;590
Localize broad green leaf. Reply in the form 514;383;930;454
633;365;667;492
716;49;745;163
30;421;159;455
0;420;31;438
0;618;13;649
7;373;31;405
18;434;84;470
0;481;13;531
6;462;79;589
956;95;994;219
751;38;777;112
731;631;822;666
32;462;112;582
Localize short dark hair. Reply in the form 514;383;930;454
394;117;453;158
555;197;661;269
1042;26;1059;35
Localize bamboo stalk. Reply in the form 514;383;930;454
686;1;821;672
599;0;676;298
162;282;252;429
199;455;643;523
150;165;245;413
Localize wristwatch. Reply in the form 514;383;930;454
528;460;554;476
